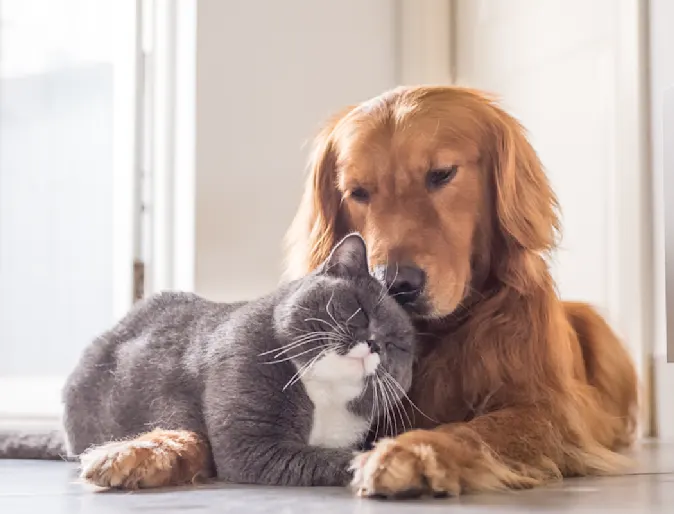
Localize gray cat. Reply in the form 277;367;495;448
0;233;416;487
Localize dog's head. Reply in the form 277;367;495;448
286;86;559;319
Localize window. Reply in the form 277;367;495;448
0;0;140;420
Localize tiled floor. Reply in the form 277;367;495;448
1;441;673;514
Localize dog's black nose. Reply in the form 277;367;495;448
375;264;426;305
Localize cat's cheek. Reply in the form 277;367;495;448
364;354;380;376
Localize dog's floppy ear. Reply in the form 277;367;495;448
490;111;560;254
284;107;355;280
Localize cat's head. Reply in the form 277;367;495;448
273;233;416;397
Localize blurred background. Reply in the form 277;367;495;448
0;0;672;440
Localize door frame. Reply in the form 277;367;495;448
112;0;144;321
610;0;654;437
396;0;454;85
142;0;197;298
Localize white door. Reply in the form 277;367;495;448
0;0;141;420
453;0;651;394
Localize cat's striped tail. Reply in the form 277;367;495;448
0;430;73;460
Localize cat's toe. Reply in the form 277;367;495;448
80;439;167;489
80;441;133;488
78;429;210;490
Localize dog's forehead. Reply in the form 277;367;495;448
335;115;480;178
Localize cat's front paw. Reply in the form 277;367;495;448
79;429;210;489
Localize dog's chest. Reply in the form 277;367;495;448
299;358;369;449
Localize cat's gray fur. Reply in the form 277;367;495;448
0;234;415;486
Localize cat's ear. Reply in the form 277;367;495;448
321;232;369;278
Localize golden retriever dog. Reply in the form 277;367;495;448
285;86;638;496
74;86;637;497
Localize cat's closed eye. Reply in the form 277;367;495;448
387;341;411;353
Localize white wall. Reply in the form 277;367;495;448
193;0;397;302
453;0;651;388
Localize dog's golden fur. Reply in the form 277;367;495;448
286;86;638;496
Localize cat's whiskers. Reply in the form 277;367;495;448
294;325;349;341
261;344;328;365
270;340;326;360
291;324;345;337
325;292;351;338
374;255;391;306
345;307;362;326
375;374;393;439
259;328;349;359
302;317;350;340
263;333;340;359
283;353;319;391
376;262;399;307
379;372;400;437
381;369;439;424
380;371;412;434
378;372;403;435
371;377;382;441
259;334;329;358
282;343;339;391
261;332;327;353
383;377;395;437
290;328;339;338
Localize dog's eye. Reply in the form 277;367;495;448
426;166;458;191
348;187;370;204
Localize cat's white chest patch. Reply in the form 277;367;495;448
299;348;376;449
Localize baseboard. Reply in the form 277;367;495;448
0;376;65;420
0;414;61;431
